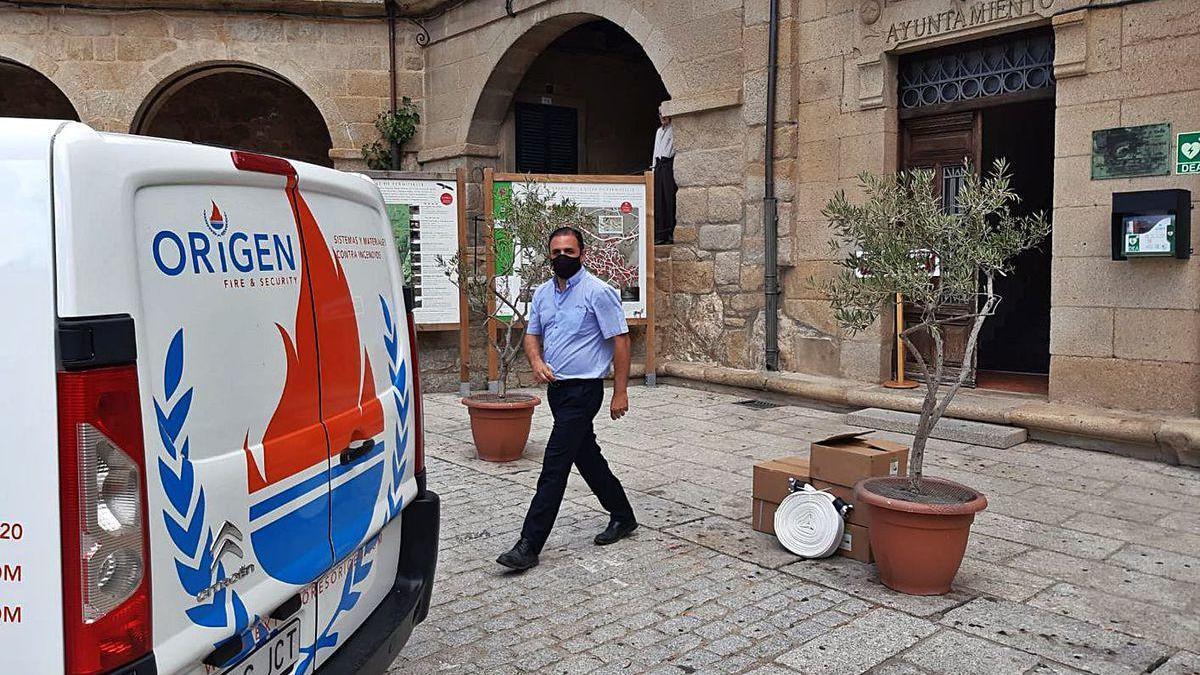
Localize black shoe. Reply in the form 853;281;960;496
594;519;638;546
655;238;673;246
496;539;539;570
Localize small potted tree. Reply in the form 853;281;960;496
821;159;1049;595
440;183;587;461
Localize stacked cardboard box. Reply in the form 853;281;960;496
808;432;909;563
750;456;810;536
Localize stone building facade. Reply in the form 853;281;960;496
3;0;1198;416
0;1;424;167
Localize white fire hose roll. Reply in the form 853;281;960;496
774;483;848;559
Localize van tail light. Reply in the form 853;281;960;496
58;366;152;675
403;290;425;475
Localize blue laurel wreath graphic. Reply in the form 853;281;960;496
296;540;377;675
155;329;250;635
381;295;411;520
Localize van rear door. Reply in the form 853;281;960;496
289;167;420;671
51;127;331;674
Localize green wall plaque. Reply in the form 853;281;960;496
1092;123;1172;180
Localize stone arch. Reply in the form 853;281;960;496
0;56;80;121
131;62;334;167
461;2;677;149
123;52;352;151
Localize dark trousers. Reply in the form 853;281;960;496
653;157;677;243
520;379;635;553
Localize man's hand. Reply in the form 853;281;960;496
532;360;556;384
610;389;629;420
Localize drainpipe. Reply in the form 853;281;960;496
763;0;781;371
387;0;400;170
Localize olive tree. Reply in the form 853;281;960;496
820;159;1050;495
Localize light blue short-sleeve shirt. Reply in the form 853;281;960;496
526;267;629;379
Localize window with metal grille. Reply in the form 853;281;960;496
899;32;1055;110
515;102;579;174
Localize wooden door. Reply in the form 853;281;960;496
900;111;981;386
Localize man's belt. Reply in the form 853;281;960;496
549;378;602;389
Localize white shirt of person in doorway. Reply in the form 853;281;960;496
652;115;674;168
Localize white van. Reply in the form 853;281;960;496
0;119;438;675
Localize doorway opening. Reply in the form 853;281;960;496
898;30;1055;395
133;64;333;167
976;98;1054;393
0;59;78;120
504;20;667;174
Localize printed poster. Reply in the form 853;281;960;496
492;180;647;322
374;178;461;325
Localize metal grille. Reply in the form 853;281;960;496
734;399;783;410
899;33;1054;109
942;165;968;213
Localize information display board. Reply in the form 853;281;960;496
373;174;464;326
484;170;657;386
366;169;471;395
491;177;649;321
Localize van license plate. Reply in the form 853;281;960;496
222;619;302;675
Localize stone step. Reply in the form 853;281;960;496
844;407;1027;449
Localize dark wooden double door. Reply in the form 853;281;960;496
901;111;981;385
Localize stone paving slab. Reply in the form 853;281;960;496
941;598;1172;675
899;629;1045;674
389;385;1200;675
845;408;1028;448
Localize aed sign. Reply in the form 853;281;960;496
1177;131;1200;174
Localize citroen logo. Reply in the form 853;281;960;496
213;521;245;563
194;521;256;602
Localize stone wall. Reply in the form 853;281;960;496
1048;0;1200;414
667;0;888;379
9;0;1200;413
0;4;423;169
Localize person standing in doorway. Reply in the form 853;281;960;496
652;107;677;245
496;227;638;571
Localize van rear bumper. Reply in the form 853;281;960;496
108;490;439;675
317;486;441;675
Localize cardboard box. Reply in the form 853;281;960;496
751;498;778;535
751;457;811;505
836;522;872;562
811;479;870;527
810;432;908;488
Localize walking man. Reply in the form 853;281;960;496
496;227;638;571
652;106;677;245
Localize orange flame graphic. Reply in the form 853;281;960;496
246;179;384;493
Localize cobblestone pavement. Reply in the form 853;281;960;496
388;384;1200;675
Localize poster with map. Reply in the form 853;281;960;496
492;179;648;321
373;177;461;326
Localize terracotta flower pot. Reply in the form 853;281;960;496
461;393;540;462
854;476;987;596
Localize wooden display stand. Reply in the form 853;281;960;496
482;169;657;388
884;292;918;389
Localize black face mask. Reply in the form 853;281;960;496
551;254;582;280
